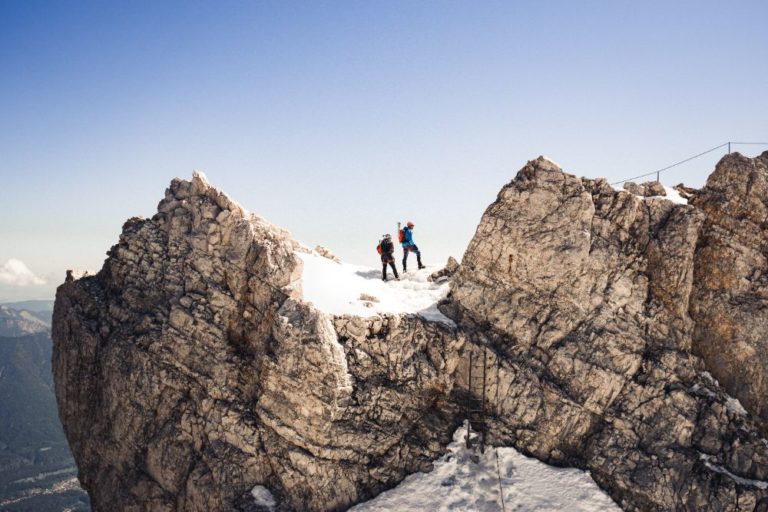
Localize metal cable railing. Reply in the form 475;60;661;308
610;141;768;185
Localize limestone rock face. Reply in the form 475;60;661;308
428;256;460;283
54;157;768;512
314;245;341;263
53;172;463;511
690;152;768;426
450;156;768;510
623;180;667;197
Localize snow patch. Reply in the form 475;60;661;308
540;155;562;168
725;396;748;416
608;181;625;192
609;182;688;205
662;185;688;205
251;485;276;510
192;169;209;184
688;383;716;399
691;374;748;415
351;425;620;512
297;251;453;324
699;454;768;490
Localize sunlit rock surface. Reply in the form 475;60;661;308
54;156;768;511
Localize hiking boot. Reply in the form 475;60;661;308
418;264;425;270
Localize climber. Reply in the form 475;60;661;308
399;221;424;272
377;234;399;282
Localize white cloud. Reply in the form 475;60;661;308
0;259;46;286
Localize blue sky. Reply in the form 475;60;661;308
1;0;767;301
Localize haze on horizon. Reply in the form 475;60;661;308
1;0;767;302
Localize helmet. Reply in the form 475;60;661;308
383;233;391;239
407;222;414;228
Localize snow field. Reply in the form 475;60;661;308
296;250;452;323
350;425;620;512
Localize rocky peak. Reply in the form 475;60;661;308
690;151;768;428
453;156;701;350
449;156;768;509
53;173;463;511
53;156;768;511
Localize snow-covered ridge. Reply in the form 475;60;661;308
350;425;620;512
296;250;452;323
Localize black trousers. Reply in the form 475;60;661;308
381;254;399;279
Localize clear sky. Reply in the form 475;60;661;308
1;0;767;301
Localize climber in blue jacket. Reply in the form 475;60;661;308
400;221;425;272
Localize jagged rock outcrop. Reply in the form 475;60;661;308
53;172;464;512
623;180;667;197
428;256;460;283
674;183;699;201
690;152;768;427
449;156;768;510
54;156;768;512
314;245;341;263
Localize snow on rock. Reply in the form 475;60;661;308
296;251;452;324
700;371;748;416
608;181;688;205
251;485;276;510
688;383;716;399
540;155;562;168
699;454;768;490
662;185;688;204
350;425;620;512
725;396;748;416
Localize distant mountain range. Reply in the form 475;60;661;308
0;303;90;511
0;304;51;337
0;301;55;314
